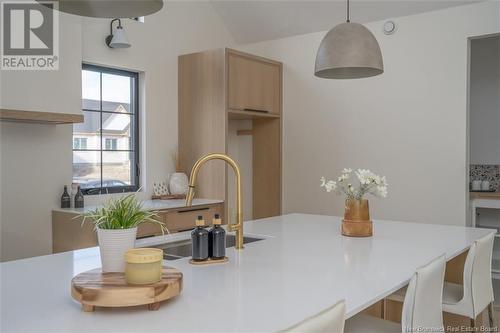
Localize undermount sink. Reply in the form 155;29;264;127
152;234;263;261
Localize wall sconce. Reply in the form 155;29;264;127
105;19;131;49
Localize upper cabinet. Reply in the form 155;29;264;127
179;48;282;221
227;49;282;116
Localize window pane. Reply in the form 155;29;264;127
102;151;134;186
101;113;133;150
73;151;101;189
102;73;132;113
82;70;100;110
73;111;101;150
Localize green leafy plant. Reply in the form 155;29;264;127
81;194;167;233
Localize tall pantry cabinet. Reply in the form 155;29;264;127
178;48;282;222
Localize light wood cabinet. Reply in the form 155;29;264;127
179;48;282;220
227;50;281;115
162;204;221;232
51;202;223;253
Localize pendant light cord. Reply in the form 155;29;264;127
346;0;350;23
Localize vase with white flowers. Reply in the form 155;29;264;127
320;168;388;237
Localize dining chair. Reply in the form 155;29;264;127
345;254;446;333
279;299;346;333
442;233;495;328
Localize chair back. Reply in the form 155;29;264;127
463;233;495;317
401;255;446;333
280;299;346;333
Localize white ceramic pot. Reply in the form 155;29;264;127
169;172;189;195
97;227;137;272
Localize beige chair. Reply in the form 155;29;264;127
442;233;495;327
345;255;446;333
280;299;346;333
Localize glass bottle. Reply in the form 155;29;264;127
209;214;226;259
74;185;84;209
61;185;71;208
191;216;209;261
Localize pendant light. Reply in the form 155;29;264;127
314;0;383;79
36;0;163;19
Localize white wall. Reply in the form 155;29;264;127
469;36;500;165
0;2;235;261
0;12;82;114
237;1;500;226
0;11;82;261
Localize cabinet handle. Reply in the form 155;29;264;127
243;108;269;113
177;207;210;214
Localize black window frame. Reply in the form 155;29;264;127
75;63;140;195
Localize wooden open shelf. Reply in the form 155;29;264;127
228;109;281;120
0;109;84;124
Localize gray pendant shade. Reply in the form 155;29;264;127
315;22;384;79
36;0;163;18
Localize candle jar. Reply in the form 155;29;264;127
125;248;163;284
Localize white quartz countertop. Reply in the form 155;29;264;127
52;198;223;214
1;214;493;333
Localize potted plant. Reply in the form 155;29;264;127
82;194;166;272
320;168;388;237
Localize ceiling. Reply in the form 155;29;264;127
209;0;479;43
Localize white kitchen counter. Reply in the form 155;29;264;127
52;198;223;215
0;214;493;333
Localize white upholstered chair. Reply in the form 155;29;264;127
442;233;495;327
345;255;446;333
280;299;346;333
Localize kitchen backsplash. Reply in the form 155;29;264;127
470;164;500;190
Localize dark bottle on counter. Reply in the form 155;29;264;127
60;185;71;208
209;214;226;259
191;216;209;261
74;185;84;208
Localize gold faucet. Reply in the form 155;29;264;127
185;153;244;249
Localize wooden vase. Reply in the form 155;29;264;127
341;199;373;237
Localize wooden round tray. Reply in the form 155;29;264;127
71;266;182;312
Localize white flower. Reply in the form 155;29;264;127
325;181;337;192
376;185;388;198
320;177;337;192
338;174;349;182
356;169;376;185
321;169;388;200
320;177;326;187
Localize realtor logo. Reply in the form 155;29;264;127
1;1;59;70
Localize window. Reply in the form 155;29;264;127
105;138;118;151
73;138;87;150
73;64;139;195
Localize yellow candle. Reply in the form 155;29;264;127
125;248;163;285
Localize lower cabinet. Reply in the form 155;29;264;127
52;202;223;253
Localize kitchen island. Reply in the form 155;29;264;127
1;214;493;332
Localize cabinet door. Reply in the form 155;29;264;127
227;51;281;115
137;221;164;238
163;204;223;232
